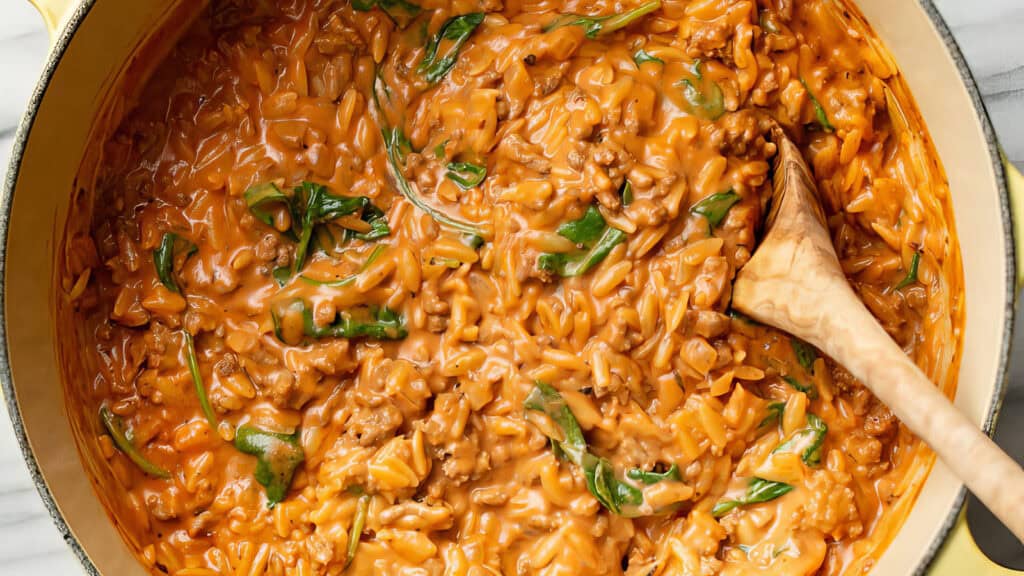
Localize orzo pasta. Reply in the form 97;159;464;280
58;0;963;574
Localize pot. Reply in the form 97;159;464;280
3;0;1022;574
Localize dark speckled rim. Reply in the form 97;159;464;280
1;1;101;575
912;1;1018;573
0;1;1016;575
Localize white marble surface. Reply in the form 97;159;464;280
0;0;1020;574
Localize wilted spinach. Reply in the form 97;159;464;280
895;251;921;289
418;13;485;84
544;0;661;38
712;477;794;517
800;78;834;132
382;126;484;235
445;161;487;190
272;299;407;343
525;382;644;515
351;0;421;28
100;405;171;479
234;425;305;507
690;190;740;230
773;413;828;466
538;206;626;277
184;331;218;429
153;232;197;293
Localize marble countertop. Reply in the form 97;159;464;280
0;1;1021;573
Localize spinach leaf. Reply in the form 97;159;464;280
351;0;421;28
184;331;218;429
418;13;485;84
300;245;386;287
712;477;794;517
620;180;634;206
800;78;834;132
773;413;828;466
525;382;645;515
245;182;296;239
464;233;485;249
895;251;921;289
791;338;818;373
783;375;818;400
272;299;407;343
433;139;449;159
234;425;305;507
759;401;785;428
272;265;292;287
633;49;663;67
690;190;740;229
346;493;371;568
445;161;487;190
153;232;197;293
556;205;608;244
626;464;680;485
543;0;661;39
343;202;391;242
382;126;483;235
538;226;626;277
100;405;171;479
677;60;725;120
538;206;627;277
244;181;390;278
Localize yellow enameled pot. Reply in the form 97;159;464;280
3;0;1022;574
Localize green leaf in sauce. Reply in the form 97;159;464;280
272;299;408;343
153;232;197;293
343;201;391;242
895;251;921;289
712;477;794;518
543;0;661;39
445;161;487;190
782;375;819;400
351;0;421;28
382;126;484;236
244;181;389;279
538;206;627;277
690;190;740;230
626;464;680;485
620;180;634;206
244;182;296;239
677;60;725;121
633;49;663;67
758;401;785;428
790;337;818;373
433;139;450;159
300;245;386;287
184;331;218;429
234;425;305;507
417;13;485;84
524;382;644;515
800;78;834;132
346;493;371;568
556;205;608;244
100;405;171;479
538;226;626;277
773;413;828;466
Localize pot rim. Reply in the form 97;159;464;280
0;1;1016;575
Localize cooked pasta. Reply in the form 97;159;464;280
57;0;963;574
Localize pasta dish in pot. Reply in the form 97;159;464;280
57;0;963;574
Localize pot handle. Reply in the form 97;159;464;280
931;507;1023;575
28;0;79;41
1006;154;1024;292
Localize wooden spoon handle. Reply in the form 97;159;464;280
789;274;1024;543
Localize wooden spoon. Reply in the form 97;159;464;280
732;125;1024;543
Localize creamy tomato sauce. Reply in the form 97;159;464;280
57;0;963;574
